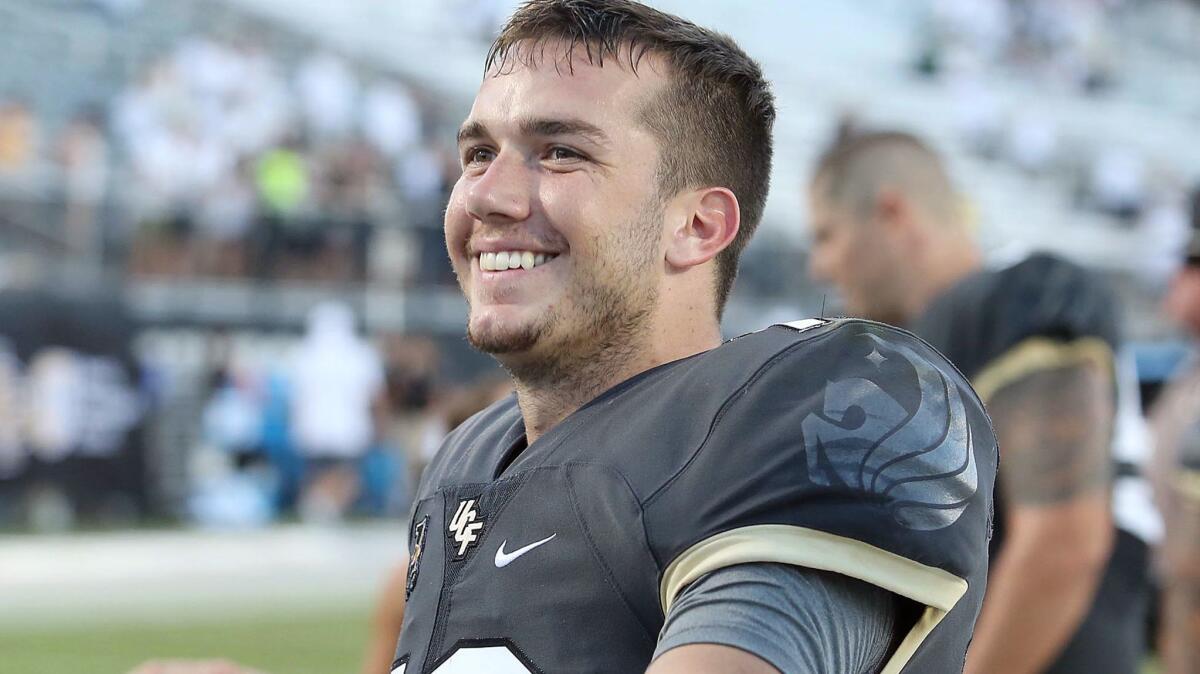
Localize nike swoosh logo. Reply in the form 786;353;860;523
494;533;557;568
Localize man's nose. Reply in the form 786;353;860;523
465;152;533;225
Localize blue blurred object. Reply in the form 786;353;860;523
357;444;406;517
189;471;276;529
1132;341;1191;383
261;370;303;512
203;383;262;455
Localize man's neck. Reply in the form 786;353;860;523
514;355;650;445
513;320;722;444
905;241;983;320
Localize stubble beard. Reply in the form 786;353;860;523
465;200;662;388
466;313;546;356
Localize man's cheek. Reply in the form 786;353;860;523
444;199;471;257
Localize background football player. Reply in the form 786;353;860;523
807;131;1156;674
1148;185;1200;674
394;2;996;673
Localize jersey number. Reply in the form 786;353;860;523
393;645;534;673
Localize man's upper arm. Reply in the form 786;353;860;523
985;362;1113;506
647;644;778;674
648;563;898;674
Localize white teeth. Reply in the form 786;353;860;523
478;250;558;272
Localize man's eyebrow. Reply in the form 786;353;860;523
457;118;611;147
457;120;489;146
519;118;610;146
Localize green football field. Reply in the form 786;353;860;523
0;604;372;674
0;607;1167;674
0;523;1169;674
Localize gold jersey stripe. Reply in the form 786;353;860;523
659;524;970;674
972;336;1114;403
1172;469;1200;502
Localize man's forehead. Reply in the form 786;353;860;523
487;37;670;83
466;42;668;132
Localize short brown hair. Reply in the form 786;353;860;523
813;131;960;225
486;0;776;316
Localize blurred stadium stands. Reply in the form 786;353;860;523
0;0;1193;518
0;0;1194;517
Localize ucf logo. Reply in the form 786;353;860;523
448;498;485;558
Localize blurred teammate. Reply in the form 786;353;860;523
808;131;1154;674
291;301;385;522
396;2;996;673
1148;186;1200;674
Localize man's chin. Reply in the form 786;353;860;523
466;321;544;355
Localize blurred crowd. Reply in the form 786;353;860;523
185;302;509;528
0;33;459;286
910;0;1197;270
0;0;1197;534
916;0;1130;91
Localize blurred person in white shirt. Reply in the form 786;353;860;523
291;301;384;522
55;108;111;260
295;51;359;143
360;80;421;160
1090;148;1147;221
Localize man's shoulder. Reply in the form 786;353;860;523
607;317;991;508
704;317;972;403
611;317;952;441
652;317;991;519
697;317;950;386
917;252;1120;380
931;251;1114;321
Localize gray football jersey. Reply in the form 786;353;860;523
394;319;997;674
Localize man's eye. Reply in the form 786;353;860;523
465;147;495;165
547;146;583;162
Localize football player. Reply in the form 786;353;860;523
1148;185;1200;674
807;131;1155;674
395;2;997;673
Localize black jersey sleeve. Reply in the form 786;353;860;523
975;254;1119;401
916;253;1120;402
643;320;997;674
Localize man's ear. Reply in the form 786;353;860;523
873;185;923;243
878;184;931;250
874;185;906;227
664;187;740;270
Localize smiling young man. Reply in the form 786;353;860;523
394;3;997;673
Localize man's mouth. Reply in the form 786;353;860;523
477;250;560;272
